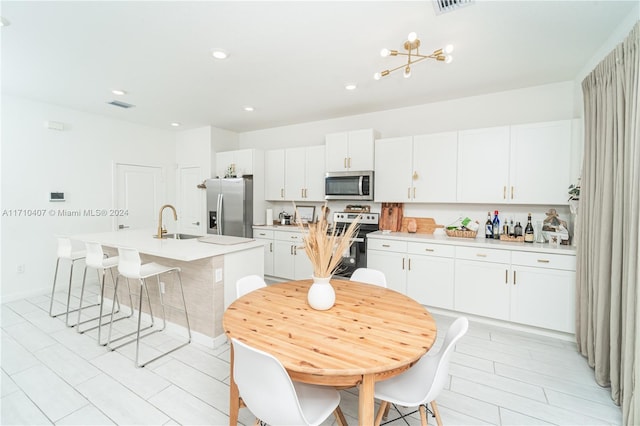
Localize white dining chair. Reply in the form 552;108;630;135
236;274;267;299
350;267;387;288
231;338;347;426
373;317;469;426
107;246;191;367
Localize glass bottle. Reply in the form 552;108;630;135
524;213;534;243
485;212;493;239
514;222;523;237
492;210;500;240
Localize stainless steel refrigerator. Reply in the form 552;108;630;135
206;177;253;238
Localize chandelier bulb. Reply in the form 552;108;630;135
380;48;391;57
374;72;382;80
403;65;411;79
445;55;454;64
407;32;418;42
444;44;454;54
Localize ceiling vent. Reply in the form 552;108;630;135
107;100;135;109
433;0;475;15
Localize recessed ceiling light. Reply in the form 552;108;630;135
345;83;357;91
170;122;181;127
243;106;254;112
111;89;127;96
0;17;10;27
211;49;229;60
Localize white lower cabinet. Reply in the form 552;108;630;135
367;239;455;309
254;229;274;277
367;235;576;333
510;251;576;333
366;244;407;294
454;247;511;321
272;230;313;280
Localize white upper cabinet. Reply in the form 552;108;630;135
265;149;286;200
412;132;458;202
457;126;511;203
375;132;457;203
286;145;325;201
325;129;377;172
457;120;572;204
266;146;325;201
215;148;256;177
374;137;413;202
509;120;571;204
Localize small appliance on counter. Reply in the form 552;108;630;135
279;211;292;225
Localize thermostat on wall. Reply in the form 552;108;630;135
50;192;65;202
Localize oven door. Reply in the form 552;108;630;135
334;236;366;279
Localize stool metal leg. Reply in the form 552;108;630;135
107;276;155;350
136;270;191;368
48;258;62;317
76;266;111;332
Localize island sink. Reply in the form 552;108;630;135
153;233;200;240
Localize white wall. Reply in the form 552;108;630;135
238;82;577;231
239;81;576;149
1;95;177;301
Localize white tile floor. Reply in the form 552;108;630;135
1;282;622;425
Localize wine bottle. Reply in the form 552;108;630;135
492;210;500;240
485;212;493;239
524;213;534;243
514;221;523;237
509;218;515;237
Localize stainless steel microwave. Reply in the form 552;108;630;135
325;171;374;200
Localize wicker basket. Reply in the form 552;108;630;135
445;229;477;239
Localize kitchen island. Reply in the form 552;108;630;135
71;229;265;346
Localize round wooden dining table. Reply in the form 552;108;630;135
223;278;437;425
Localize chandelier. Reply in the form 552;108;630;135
374;32;453;80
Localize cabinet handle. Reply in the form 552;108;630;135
408;188;411;199
281;188;284;198
301;188;304;198
291;236;297;239
425;248;434;252
505;269;508;284
259;232;266;236
408;258;411;271
402;258;405;270
513;270;517;285
537;259;550;263
290;245;293;255
382;244;391;248
348;157;352;168
511;186;514;199
503;186;507;199
294;246;298;255
344;158;347;169
413;187;416;199
305;188;308;198
269;242;273;253
192;221;200;226
476;253;487;258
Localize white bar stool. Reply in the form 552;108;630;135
49;237;92;327
76;242;135;345
107;246;192;368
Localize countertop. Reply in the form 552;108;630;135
367;231;577;255
71;228;265;262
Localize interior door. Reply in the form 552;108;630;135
179;166;204;235
115;163;163;230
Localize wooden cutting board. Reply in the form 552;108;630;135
400;217;444;234
380;203;403;231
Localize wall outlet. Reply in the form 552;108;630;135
215;268;223;283
17;264;25;274
159;281;165;293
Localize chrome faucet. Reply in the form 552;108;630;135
157;204;178;239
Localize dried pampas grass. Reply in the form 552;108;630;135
295;202;360;278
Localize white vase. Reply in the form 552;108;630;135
307;275;335;310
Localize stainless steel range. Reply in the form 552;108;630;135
332;211;379;278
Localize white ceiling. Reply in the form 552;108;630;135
1;1;637;133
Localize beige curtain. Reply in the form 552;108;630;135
577;21;639;424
